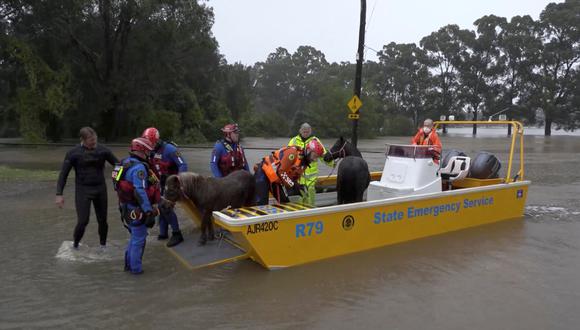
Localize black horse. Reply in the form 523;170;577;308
324;137;370;204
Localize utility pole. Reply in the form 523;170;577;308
351;0;366;148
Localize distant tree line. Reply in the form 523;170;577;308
1;0;578;142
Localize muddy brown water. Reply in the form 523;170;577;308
1;130;580;329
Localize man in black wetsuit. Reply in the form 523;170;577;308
55;127;119;249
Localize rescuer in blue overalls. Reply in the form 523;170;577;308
210;123;250;177
142;127;188;247
114;137;160;275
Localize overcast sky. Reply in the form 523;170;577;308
207;0;562;65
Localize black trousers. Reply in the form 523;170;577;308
74;183;108;245
254;166;289;205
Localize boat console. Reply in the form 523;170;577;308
367;144;442;201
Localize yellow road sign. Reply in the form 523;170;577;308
347;95;362;113
348;113;360;119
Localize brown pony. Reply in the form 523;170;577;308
164;170;255;245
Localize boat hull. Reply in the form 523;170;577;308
214;181;530;269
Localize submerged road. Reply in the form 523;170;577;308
1;133;579;329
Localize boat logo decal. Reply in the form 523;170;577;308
516;189;524;198
342;215;355;231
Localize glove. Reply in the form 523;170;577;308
151;206;160;217
159;198;175;211
144;213;156;228
323;152;333;162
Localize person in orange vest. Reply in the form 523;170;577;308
411;118;442;163
254;140;325;205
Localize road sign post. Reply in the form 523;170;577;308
351;0;366;148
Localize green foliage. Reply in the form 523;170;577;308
1;0;579;140
138;108;180;142
179;127;207;144
240;109;289;138
532;0;580;135
382;115;415;136
7;38;73;142
16;89;44;142
305;86;352;137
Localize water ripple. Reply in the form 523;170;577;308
525;205;580;222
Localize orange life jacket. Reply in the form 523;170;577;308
261;146;305;187
411;128;442;163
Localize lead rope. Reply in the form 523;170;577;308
322;157;341;180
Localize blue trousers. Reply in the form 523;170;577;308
158;207;179;236
125;220;148;274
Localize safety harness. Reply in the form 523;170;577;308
218;139;246;176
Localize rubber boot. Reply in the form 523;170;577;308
166;231;184;247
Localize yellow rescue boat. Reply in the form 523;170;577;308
179;121;530;270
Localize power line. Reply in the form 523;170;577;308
364;0;378;59
364;44;380;54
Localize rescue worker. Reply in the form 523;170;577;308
411;118;442;164
114;137;160;275
288;123;334;205
210;123;249;177
254;140;325;205
56;127;118;249
142;127;188;247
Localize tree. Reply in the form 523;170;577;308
420;25;465;121
254;46;330;135
0;0;225;141
456;15;505;134
253;47;294;119
533;0;580;135
6;37;73;141
222;63;253;122
493;15;542;131
375;42;431;127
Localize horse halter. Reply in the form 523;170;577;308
330;141;348;159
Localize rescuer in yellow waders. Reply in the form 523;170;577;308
288;123;334;206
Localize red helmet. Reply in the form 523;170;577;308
306;139;324;157
142;127;160;145
130;137;154;153
221;123;240;134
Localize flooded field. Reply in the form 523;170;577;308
1;132;579;329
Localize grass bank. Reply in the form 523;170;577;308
0;165;61;182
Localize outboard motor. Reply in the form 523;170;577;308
441;149;467;169
468;151;501;179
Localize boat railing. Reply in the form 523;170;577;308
433;120;525;183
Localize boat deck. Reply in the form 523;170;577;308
220;202;315;219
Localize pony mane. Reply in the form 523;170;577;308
177;172;209;204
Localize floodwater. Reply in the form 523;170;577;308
1;130;580;329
